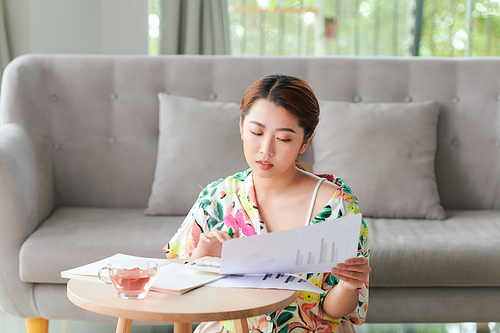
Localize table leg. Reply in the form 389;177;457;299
234;319;249;333
174;322;192;333
116;318;133;333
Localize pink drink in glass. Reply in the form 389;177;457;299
110;267;157;299
99;260;158;299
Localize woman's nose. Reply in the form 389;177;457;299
260;136;274;156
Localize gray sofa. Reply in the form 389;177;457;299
1;54;499;328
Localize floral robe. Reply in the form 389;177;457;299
165;169;370;333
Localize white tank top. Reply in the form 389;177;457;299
305;177;326;225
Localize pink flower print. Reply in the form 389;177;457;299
238;210;257;236
223;210;257;236
185;221;202;257
223;213;238;228
248;185;257;206
225;201;235;216
241;224;257;236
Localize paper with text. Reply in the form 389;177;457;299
220;214;362;274
207;273;324;294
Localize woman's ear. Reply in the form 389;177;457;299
299;135;313;154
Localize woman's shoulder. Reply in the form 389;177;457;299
315;173;355;194
310;172;359;206
315;175;339;205
321;174;360;208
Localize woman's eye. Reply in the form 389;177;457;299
250;131;262;136
278;138;291;142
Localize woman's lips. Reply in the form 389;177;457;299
257;160;273;170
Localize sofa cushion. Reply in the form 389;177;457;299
366;210;500;287
313;100;445;220
19;208;184;284
146;93;248;216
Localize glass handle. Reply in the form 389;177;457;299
97;266;112;284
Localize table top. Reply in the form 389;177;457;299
67;279;298;323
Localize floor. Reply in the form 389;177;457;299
1;311;498;333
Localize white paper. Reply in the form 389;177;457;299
151;263;224;294
61;253;171;281
220;214;362;274
61;253;223;294
207;273;324;294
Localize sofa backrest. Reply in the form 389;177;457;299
1;54;500;211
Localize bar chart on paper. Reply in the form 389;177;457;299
220;214;363;274
295;238;339;266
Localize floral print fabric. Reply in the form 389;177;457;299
165;169;370;333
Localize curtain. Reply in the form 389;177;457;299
0;0;11;85
158;0;231;55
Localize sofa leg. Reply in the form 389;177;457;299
26;318;49;333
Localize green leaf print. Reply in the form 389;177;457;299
200;199;212;210
207;217;218;230
211;187;217;197
314;205;332;222
276;312;293;328
202;186;209;196
277;323;291;333
216;200;224;221
211;178;225;188
234;169;251;181
326;273;339;286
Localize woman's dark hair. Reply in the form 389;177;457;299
240;74;320;171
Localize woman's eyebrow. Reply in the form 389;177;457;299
277;127;297;134
249;120;297;134
249;120;265;128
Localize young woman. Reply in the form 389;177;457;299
164;74;371;333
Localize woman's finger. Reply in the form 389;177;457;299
208;229;232;243
344;256;369;266
332;267;366;281
331;270;366;289
200;233;210;243
336;263;371;275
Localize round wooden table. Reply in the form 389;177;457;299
67;279;297;333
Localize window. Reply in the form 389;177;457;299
229;0;412;56
420;0;500;56
228;0;500;56
147;0;500;57
149;0;160;56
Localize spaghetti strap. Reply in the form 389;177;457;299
305;177;326;226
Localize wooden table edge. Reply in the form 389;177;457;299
67;279;298;323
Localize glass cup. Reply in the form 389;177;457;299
98;260;158;300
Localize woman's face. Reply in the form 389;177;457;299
240;99;310;179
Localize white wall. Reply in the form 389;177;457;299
4;0;148;58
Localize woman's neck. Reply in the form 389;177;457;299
252;167;309;198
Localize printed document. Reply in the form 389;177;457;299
220;213;362;275
207;273;324;294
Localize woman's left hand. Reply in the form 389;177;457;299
331;256;371;290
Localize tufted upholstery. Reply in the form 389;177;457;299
3;55;500;211
1;54;500;324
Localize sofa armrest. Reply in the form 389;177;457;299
0;123;54;317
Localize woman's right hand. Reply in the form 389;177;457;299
190;227;239;259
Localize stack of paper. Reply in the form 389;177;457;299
61;253;224;295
